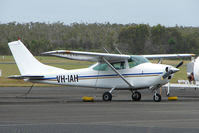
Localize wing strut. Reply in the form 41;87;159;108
102;57;134;88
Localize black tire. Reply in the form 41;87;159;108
103;92;112;101
153;93;161;102
132;91;141;101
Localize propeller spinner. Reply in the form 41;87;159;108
162;61;183;80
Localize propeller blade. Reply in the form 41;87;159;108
176;61;183;68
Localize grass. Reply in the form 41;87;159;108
0;55;93;86
0;55;190;86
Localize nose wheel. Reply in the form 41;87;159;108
153;93;161;102
132;91;141;101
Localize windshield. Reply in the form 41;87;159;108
128;55;150;68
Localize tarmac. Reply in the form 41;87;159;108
0;86;199;133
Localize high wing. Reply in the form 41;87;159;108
42;50;195;62
42;50;134;88
143;54;195;59
42;50;130;62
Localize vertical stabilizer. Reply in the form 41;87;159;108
8;40;66;75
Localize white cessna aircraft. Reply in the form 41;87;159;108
8;40;195;102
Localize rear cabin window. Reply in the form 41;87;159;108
93;63;109;71
111;62;125;70
93;61;126;71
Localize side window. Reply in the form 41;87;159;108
128;58;137;68
93;63;109;71
93;61;126;71
111;62;125;70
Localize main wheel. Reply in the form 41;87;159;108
153;93;161;102
132;91;141;101
103;92;112;101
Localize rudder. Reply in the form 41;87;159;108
8;40;65;75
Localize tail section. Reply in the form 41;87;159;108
8;40;66;75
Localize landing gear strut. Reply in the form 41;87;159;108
132;91;141;101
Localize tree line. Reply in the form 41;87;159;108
0;22;199;55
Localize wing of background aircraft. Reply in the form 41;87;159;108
163;83;199;89
162;82;199;96
42;50;195;62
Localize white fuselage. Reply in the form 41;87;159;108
29;62;171;90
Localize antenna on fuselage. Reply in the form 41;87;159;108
103;47;110;53
103;45;123;55
115;47;122;55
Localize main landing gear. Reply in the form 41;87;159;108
132;91;141;101
102;89;143;102
102;88;115;101
103;92;112;101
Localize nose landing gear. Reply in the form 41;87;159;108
151;86;162;102
153;93;161;102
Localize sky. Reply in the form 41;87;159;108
0;0;198;27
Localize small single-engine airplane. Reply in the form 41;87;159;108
8;40;195;102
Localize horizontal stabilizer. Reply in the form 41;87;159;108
8;75;44;80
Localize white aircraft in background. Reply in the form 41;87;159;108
8;40;195;102
187;57;199;82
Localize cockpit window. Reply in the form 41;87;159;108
93;61;126;71
128;56;149;68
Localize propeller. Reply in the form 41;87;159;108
162;67;179;79
162;61;183;79
163;61;183;96
162;61;184;96
162;67;173;79
176;61;183;68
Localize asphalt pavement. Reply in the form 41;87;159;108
0;86;199;133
